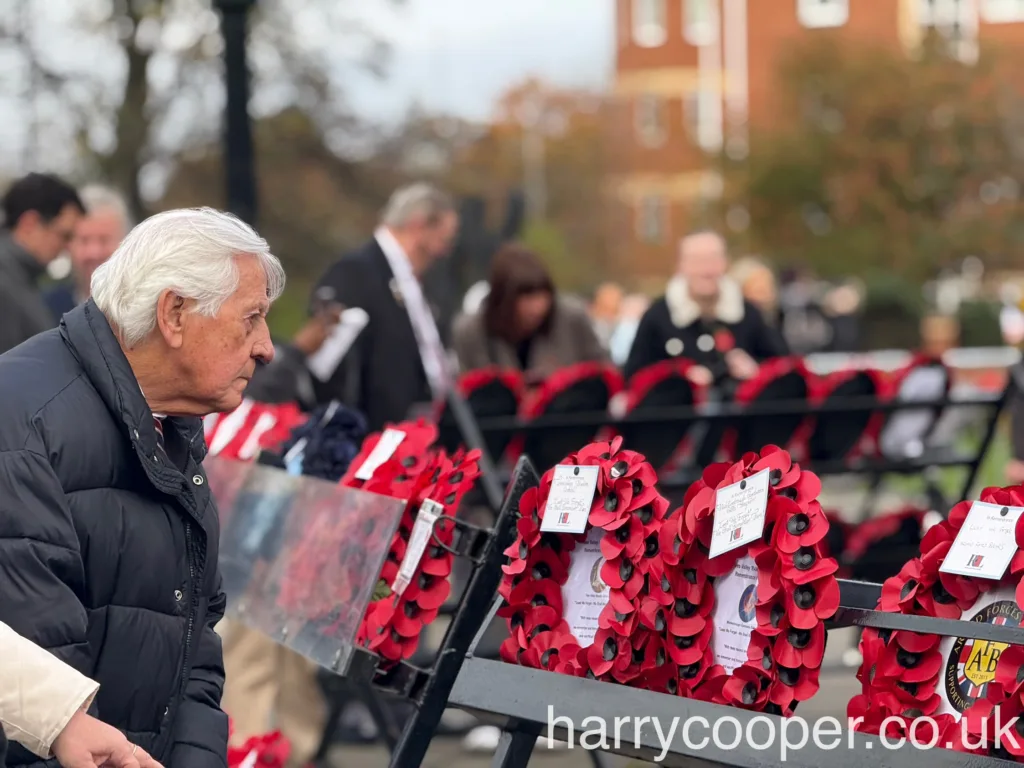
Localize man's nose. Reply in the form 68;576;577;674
253;331;275;364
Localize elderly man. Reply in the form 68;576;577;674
0;207;284;768
623;229;787;382
45;184;131;320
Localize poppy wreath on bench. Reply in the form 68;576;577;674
661;445;837;714
227;723;290;768
204;398;309;461
719;358;811;462
355;446;482;665
802;367;891;463
498;437;675;691
849;485;1024;757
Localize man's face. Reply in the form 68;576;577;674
416;210;459;266
17;204;81;264
679;234;728;300
69;209;125;291
177;254;274;413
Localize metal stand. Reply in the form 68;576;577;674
309;456;532;767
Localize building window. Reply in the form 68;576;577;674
636;196;667;244
981;0;1024;22
797;0;849;28
632;0;667;47
635;95;666;147
684;0;716;46
918;0;978;63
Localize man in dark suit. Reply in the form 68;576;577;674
309;183;459;431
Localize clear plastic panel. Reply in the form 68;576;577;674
207;456;407;673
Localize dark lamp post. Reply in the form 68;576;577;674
214;0;257;226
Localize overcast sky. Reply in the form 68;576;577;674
350;0;615;122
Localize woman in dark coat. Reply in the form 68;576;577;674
451;242;607;382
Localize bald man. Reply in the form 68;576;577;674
623;230;787;382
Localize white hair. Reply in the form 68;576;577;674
80;184;133;232
91;207;285;347
380;182;454;229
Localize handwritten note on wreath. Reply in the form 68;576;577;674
939;501;1024;581
708;469;770;559
540;464;600;534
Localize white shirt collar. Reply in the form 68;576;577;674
374;226;414;279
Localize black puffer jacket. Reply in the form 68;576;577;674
0;301;227;768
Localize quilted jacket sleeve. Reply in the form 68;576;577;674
168;572;229;768
0;449;89;667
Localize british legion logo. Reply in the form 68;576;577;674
944;599;1022;713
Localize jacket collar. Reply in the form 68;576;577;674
59;300;206;464
0;231;46;284
665;275;745;328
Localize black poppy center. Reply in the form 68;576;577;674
637;505;654;524
680;662;699;679
632;478;643;494
741;682;758;705
654;609;666;632
685;568;698;585
770;468;783;486
619;560;634;582
540;648;556;666
403;602;420;619
770;603;785;628
896;649;919;668
644;535;659;558
604;494;619;513
532;594;548;608
401;456;417;468
675;634;695;649
675;597;698;618
603;637;618;661
787;514;810;536
787;628;811;649
794;585;816;610
611;460;629;478
793;547;816;571
531;562;551;580
900;579;918;601
779;487;797;500
616;526;630;543
778;665;800;686
931;582;954;604
761;648;773;671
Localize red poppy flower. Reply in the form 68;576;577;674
600;515;645;560
774;498;829;553
784;573;840;629
994;645;1024;700
714;329;735;353
587;629;631;677
666;620;713;666
401;572;450;610
770;662;820;706
521;630;578;671
774;621;827;669
668;581;715;636
875;642;942;685
601;556;644;600
646;559;675;606
509;578;563;616
718;665;772;709
599;600;640;636
779;547;838;585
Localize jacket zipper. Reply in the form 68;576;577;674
180;522;197;701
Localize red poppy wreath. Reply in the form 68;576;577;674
849;485;1024;758
356;447;482;666
661;445;838;715
498;437;678;692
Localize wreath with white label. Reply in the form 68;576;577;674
849;485;1024;758
660;445;838;714
498;437;677;691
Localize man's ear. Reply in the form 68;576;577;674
155;289;187;349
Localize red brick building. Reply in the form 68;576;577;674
608;0;1024;285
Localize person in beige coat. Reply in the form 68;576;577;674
0;622;161;768
451;242;607;382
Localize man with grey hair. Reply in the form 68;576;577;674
305;181;458;430
45;184;132;320
0;207;284;768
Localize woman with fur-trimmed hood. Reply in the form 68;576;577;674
623;231;788;382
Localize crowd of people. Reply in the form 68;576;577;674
0;170;927;768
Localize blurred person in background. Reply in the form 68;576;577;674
2;621;161;768
44;184;131;321
730;256;780;326
609;293;650;367
624;230;787;382
589;281;623;350
822;280;864;352
451;242;607;382
778;267;833;354
0;173;84;354
308;183;459;431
